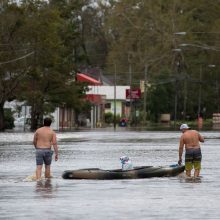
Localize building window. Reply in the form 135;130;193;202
105;103;111;109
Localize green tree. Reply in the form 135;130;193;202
18;0;90;130
147;71;175;122
104;0;220;121
0;2;32;131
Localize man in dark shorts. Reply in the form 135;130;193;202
33;117;58;180
178;124;204;177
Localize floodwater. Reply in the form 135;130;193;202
1;130;220;220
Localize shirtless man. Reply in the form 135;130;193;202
178;123;204;177
33;117;58;180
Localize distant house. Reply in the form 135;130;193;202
4;72;131;130
4;101;74;131
76;72;131;125
66;74;139;128
76;73;105;128
87;85;130;117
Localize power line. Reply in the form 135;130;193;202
0;48;33;53
0;51;34;65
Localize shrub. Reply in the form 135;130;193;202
104;112;113;124
4;109;15;129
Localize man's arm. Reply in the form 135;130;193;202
33;132;37;148
198;133;205;143
178;136;184;165
52;132;58;161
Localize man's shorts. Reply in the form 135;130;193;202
185;148;202;171
36;148;53;166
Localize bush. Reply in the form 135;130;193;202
4;109;15;129
104;112;113;124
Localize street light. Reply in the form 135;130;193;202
198;64;218;117
176;31;220;125
208;64;216;68
198;64;217;114
179;42;220;112
172;47;187;121
174;32;220;35
179;43;220;51
172;48;182;52
179;43;219;119
174;32;187;35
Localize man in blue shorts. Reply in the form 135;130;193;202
33;117;58;180
178;123;204;177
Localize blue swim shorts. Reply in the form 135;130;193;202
36;149;53;166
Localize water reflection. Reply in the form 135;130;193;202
178;173;202;183
35;179;57;198
184;177;202;183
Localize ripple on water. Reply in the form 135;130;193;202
1;131;220;220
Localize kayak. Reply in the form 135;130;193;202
62;164;185;180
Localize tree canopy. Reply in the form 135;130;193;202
1;0;220;130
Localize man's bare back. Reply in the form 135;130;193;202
180;130;204;149
33;127;57;149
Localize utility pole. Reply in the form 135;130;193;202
198;65;202;116
143;64;148;125
129;63;132;122
114;64;117;131
174;60;180;129
174;90;178;128
128;54;132;123
23;105;27;132
183;73;187;120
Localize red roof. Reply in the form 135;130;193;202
76;73;101;85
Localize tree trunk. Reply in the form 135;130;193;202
30;106;39;131
30;111;36;131
30;103;44;131
0;102;5;131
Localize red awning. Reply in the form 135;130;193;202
86;94;103;104
76;73;101;85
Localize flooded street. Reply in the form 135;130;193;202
1;130;220;219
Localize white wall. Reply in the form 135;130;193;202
49;108;60;130
87;86;130;117
105;100;122;116
87;85;130;99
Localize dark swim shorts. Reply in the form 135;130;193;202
185;148;202;171
36;148;53;165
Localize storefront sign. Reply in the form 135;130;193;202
126;89;141;99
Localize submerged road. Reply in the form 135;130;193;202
0;130;220;219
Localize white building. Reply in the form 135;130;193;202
87;85;130;117
4;101;62;131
